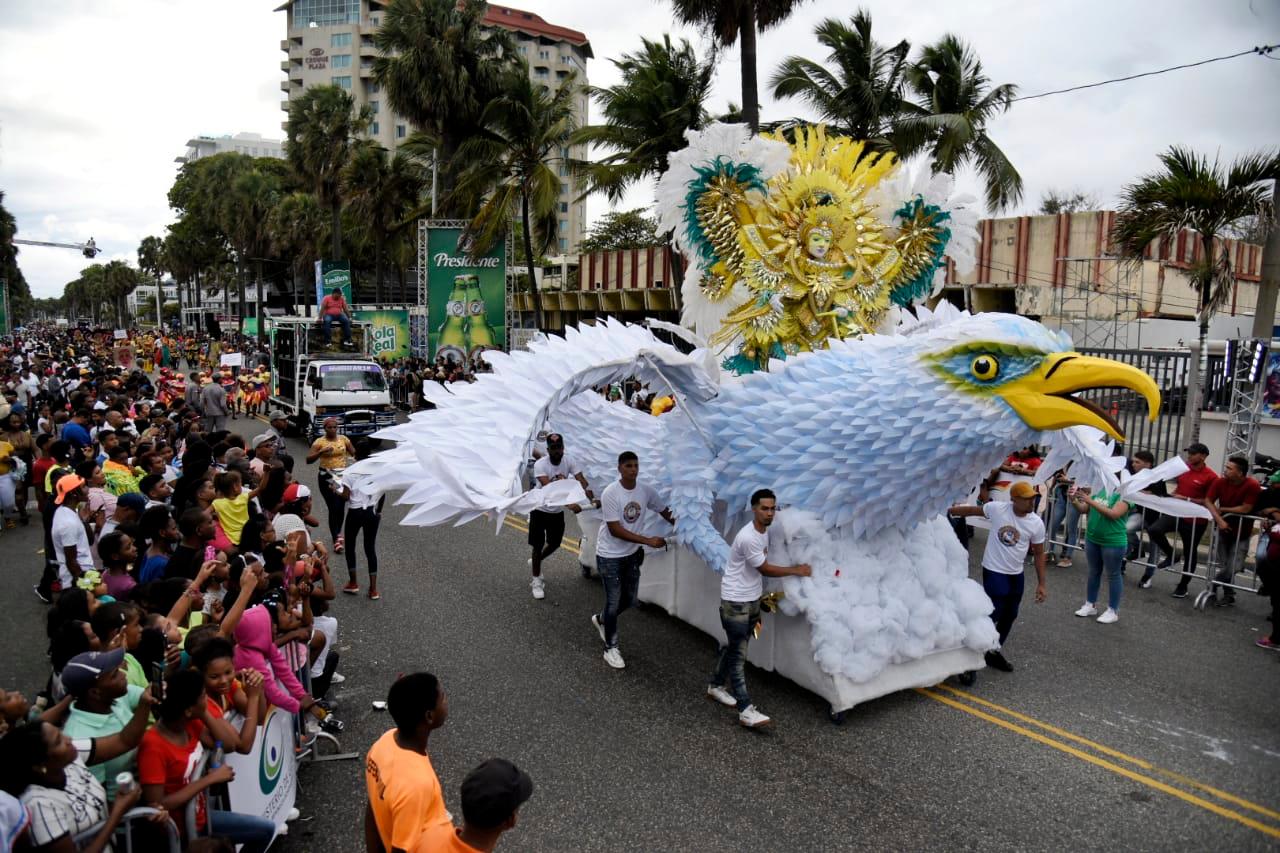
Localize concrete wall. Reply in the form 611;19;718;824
948;210;1267;324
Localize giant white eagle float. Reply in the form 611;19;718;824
352;124;1180;712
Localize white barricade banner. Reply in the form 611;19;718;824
223;707;297;824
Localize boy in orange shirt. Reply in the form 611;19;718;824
364;672;450;853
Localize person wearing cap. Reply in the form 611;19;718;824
264;409;295;472
413;759;535;852
249;433;276;479
1146;443;1218;598
365;672;451;853
50;473;99;589
274;481;315;548
60;648;153;799
949;481;1047;673
527;433;596;600
1070;479;1131;624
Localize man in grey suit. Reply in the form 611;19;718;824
183;371;202;413
199;374;230;433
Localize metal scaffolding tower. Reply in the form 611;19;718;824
1050;257;1141;350
1222;338;1269;464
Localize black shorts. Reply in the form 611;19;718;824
528;509;566;550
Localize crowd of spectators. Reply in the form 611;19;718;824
970;443;1278;647
0;324;358;851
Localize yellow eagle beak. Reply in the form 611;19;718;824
996;353;1161;442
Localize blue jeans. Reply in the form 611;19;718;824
1047;488;1082;555
208;808;278;853
1085;539;1125;611
982;569;1025;645
710;599;760;711
597;550;643;649
322;312;352;342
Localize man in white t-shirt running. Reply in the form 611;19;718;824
527;433;596;600
949;481;1047;672
707;488;811;728
591;451;674;670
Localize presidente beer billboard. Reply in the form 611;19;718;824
425;226;506;362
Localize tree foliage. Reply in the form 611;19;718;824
770;11;1022;210
374;0;516;216
578;210;664;254
572;36;715;201
1039;188;1100;215
669;0;810;132
1112;146;1279;438
451;66;581;328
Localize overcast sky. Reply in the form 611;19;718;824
1;0;1277;299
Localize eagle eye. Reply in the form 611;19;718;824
970;354;1000;382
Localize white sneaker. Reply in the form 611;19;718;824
330;674;346;685
591;613;606;643
1074;603;1098;617
706;685;736;707
602;647;625;669
531;577;545;600
738;705;771;728
1096;608;1119;624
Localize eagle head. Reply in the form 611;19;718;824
918;314;1160;441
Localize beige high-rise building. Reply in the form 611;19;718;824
276;0;591;254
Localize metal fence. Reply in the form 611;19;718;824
1078;347;1187;460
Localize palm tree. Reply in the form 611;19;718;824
1113;146;1279;440
343;143;427;303
222;164;282;340
452;67;580;329
898;34;1021;210
285;85;370;259
572;35;715;201
269;191;330;312
670;0;810;133
100;260;139;326
373;0;516;215
137;235;167;329
769;12;910;149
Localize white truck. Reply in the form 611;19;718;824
268;316;396;441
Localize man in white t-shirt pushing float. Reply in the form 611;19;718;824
706;488;811;729
591;451;674;670
528;433;596;600
948;480;1047;673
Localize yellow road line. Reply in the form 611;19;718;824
931;684;1280;822
917;688;1280;839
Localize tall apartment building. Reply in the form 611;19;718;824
175;132;286;164
276;0;591;254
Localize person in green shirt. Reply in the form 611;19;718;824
1071;485;1130;624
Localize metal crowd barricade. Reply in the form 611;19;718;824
285;632;358;764
72;807;181;852
1040;486;1269;612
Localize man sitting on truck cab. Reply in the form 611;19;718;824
321;287;353;348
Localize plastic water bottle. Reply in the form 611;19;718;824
209;740;225;770
115;772;136;795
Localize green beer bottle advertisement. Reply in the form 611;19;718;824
462;274;498;355
436;277;469;362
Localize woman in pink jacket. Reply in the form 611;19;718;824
232;602;343;733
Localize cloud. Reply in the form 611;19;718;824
2;0;1277;300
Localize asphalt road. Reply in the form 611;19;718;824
3;422;1279;852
